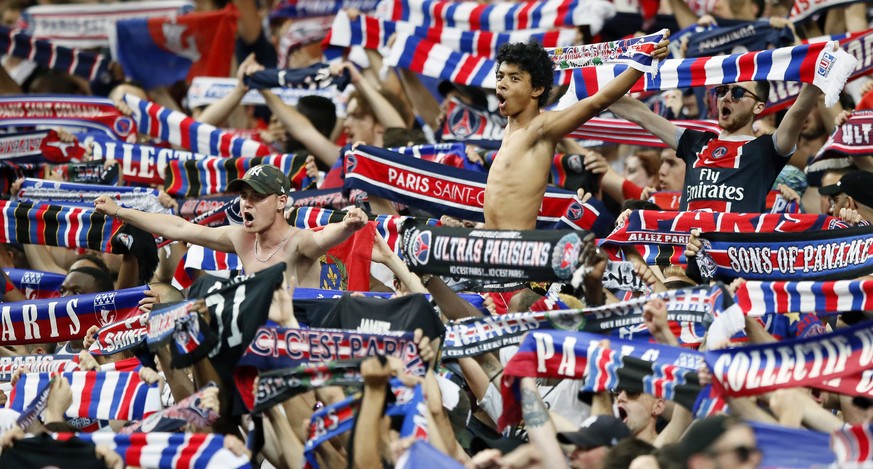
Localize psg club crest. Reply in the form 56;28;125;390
448;107;482;139
567;202;585;221
712;146;728;159
113;116;135;138
345;154;358;173
551;233;581;279
407;230;431;267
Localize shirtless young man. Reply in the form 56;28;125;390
483;37;670;230
94;164;367;288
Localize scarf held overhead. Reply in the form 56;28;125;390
0;26;111;82
164;153;312;197
0;95;137;142
74;432;251;469
343;145;614;235
15;178;172;214
87;136;209;186
120;94;272;158
0;200;126;253
0;286;147;345
559;40;856;108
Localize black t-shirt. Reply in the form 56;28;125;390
309;294;446;340
676;130;789;213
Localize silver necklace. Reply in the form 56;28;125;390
254;227;292;262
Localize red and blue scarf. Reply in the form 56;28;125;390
0;200;125;253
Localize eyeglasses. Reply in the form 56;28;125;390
712;85;764;102
707;445;761;463
610;389;642;399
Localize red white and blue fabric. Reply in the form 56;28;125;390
547;29;666;75
566;117;720;147
111;5;237;89
747;421;834;468
603;210;847;265
86;135;210;186
735;280;873;316
121;94;272;158
327;10;577;57
343;145;615;236
831;423;873;465
3;268;64;300
19;1;193;49
0;286;147;345
0;95;137;142
790;0;857;24
0;200;126;253
73;432;251;469
271;0;379;19
0;355;79;381
808;110;873;175
385;32;572;89
697;225;873;281
163;153;311;197
390;142;484;172
9;370;161;420
704;320;873;398
0;26;110;82
377;0;615;34
499;329;707;429
288;207;440;256
559;40;856;108
15;178;172;214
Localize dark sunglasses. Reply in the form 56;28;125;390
610;388;642;399
712;85;764;102
708;445;760;463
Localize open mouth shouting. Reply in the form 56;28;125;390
243;211;255;228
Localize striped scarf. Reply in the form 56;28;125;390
271;0;379;19
831;424;873;466
0;130;54;164
163;153;312;197
10;370;161;420
603;210;846;265
90;312;149;356
242;63;350;91
0;286;147;345
442;284;729;357
303;382;428;469
288;188;355;210
560;40;856;108
697;225;873;281
0;355;77;381
4;268;65;300
16;377;53;430
19;1;192;49
187;76;339;109
121;94;272;158
74;432;251;469
0;26;109;82
87;136;209;186
327;10;577;58
0;95;137;142
705;319;873;398
391;143;481;171
15;178;172;214
708;279;873;344
0;200;125;253
343;145;614;235
808;110;873;175
147;300;199;351
121;382;220;434
385;32;571;89
254;360;364;413
378;0;615;34
287;206;440;256
498;330;709;429
237;327;424;375
547;29;666;74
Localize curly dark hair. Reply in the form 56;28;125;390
496;40;554;108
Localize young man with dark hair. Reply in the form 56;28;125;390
609;79;826;213
483;38;669;230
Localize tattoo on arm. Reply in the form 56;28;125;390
521;387;550;428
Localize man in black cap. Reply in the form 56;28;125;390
557;415;632;469
94;164;368;288
678;415;761;469
819;170;873;224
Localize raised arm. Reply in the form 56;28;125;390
260;90;342;166
295;208;368;260
609;95;682;149
94;196;237;253
543;38;670;142
774;83;822;156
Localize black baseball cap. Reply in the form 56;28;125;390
557;415;631;449
819;170;873;208
227;164;291;196
677;415;734;460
